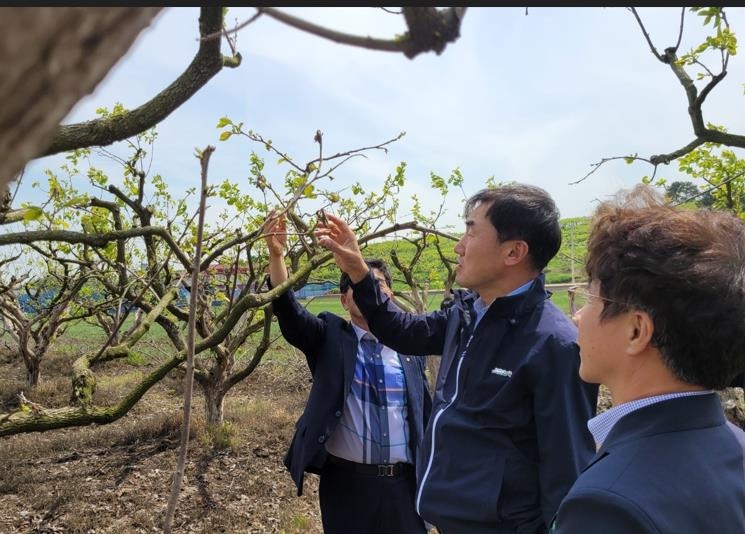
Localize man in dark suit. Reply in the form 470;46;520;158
551;185;745;533
264;212;431;534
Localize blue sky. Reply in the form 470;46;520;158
20;6;745;231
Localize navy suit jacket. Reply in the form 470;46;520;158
271;288;432;496
552;393;745;533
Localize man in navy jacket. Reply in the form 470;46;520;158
264;212;431;534
316;184;599;533
551;186;745;533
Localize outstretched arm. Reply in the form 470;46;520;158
315;212;447;355
263;210;325;364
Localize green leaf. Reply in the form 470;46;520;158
23;206;43;221
219;131;232;141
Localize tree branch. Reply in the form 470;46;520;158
43;6;239;156
0;227;192;270
580;8;745;180
257;7;466;59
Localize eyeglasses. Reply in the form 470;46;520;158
567;286;615;316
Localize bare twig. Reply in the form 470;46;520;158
630;7;665;62
672;168;745;206
212;7;467;60
164;145;214;533
569;155;653;185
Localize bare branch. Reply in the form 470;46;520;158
674;8;685;52
630;7;665;62
308;131;406;169
257;7;404;53
569;155;652;185
164;145;213;533
201;10;263;42
0;227;192;270
257;7;467;59
672;169;745;206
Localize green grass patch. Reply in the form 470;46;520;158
548;289;571;316
126;350;148;366
63;317;170;343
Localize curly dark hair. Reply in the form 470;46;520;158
585;185;745;389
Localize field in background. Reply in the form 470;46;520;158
301;287;572;317
61;287;574;345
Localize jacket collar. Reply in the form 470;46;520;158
602;392;724;449
582;393;725;472
454;273;549;319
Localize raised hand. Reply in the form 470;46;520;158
314;212;369;283
264;210;287;258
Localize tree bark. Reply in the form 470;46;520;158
204;386;226;426
25;358;40;389
44;6;231;157
0;7;162;190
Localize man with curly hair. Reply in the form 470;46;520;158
551;185;745;533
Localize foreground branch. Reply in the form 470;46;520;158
43;6;240;156
164;145;213;533
257;7;466;59
0;7;162;189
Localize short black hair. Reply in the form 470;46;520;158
339;258;392;293
464;184;562;271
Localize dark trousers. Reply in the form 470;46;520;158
730;371;745;389
318;459;427;534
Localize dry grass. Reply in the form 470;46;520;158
1;329;741;534
0;337;323;534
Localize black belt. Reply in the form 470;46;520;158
326;454;413;477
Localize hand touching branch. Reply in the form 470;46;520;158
264;210;288;285
314;212;370;283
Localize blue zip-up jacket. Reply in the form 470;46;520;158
351;271;599;533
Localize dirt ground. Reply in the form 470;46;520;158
1;345;743;534
0;353;325;534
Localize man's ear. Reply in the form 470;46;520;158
626;310;654;356
504;240;529;266
340;292;350;311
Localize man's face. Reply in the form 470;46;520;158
453;202;510;295
573;280;627;385
341;268;392;325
